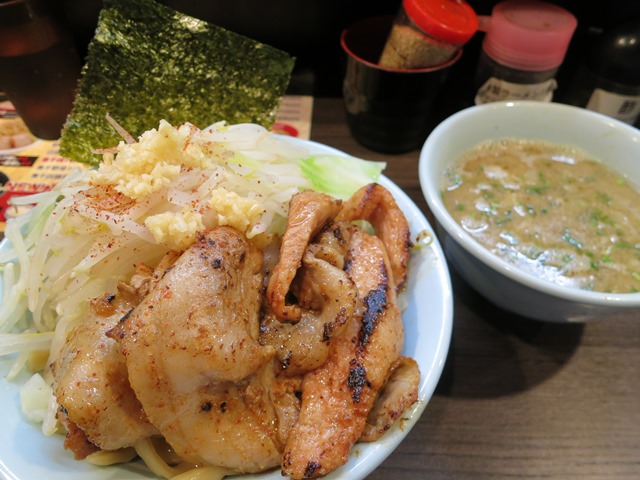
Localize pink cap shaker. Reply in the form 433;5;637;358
479;0;577;72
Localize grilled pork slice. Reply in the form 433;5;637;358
112;226;282;473
282;228;407;479
51;272;159;458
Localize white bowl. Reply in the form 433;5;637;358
0;137;453;480
419;100;640;322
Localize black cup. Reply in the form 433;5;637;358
341;16;461;154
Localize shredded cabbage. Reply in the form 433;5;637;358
300;154;386;199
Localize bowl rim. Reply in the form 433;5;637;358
419;100;640;307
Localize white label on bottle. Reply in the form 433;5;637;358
475;77;557;104
586;88;640;124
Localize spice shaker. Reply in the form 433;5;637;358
379;0;478;69
473;0;577;104
565;19;640;125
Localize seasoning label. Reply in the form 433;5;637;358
586;88;640;125
475;77;557;104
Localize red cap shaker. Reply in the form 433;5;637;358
379;0;478;69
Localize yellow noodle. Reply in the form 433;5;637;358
85;447;137;466
134;438;196;479
88;440;232;479
171;465;230;480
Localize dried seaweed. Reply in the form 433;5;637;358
59;0;295;165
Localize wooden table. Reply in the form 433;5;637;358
310;97;640;480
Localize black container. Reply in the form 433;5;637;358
341;16;460;154
565;19;640;125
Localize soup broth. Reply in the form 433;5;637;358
442;138;640;293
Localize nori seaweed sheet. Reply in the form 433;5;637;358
59;0;295;165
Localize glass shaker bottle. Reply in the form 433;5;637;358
379;0;478;69
473;0;577;104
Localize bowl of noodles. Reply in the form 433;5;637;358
0;122;453;480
